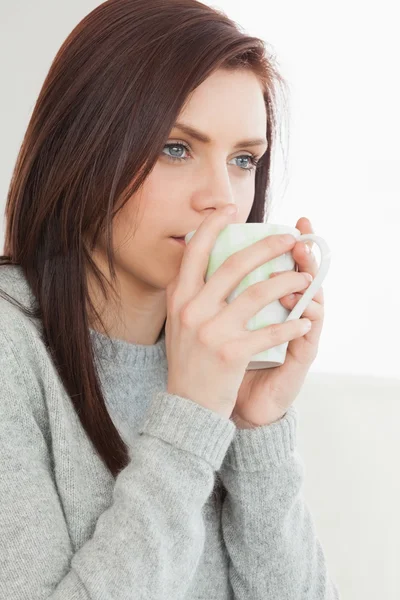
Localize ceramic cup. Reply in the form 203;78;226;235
185;223;331;370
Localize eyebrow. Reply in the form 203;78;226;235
173;121;268;150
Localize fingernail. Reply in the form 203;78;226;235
304;243;311;254
281;234;296;244
300;319;312;332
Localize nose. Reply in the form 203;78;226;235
197;164;235;212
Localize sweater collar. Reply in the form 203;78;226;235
89;326;167;370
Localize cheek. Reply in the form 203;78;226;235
147;160;189;197
138;170;186;228
112;213;180;279
227;191;254;223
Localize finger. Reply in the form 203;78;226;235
292;242;324;304
292;240;319;279
173;205;238;307
188;233;298;323
211;270;312;333
295;216;313;238
280;294;324;321
270;271;324;305
293;217;319;279
283;215;323;304
226;317;313;363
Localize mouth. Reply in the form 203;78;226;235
170;236;186;245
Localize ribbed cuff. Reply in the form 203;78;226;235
222;405;298;472
139;391;236;470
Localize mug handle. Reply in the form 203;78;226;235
285;234;332;322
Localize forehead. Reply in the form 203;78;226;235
176;69;267;140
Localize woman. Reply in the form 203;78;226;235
0;0;339;598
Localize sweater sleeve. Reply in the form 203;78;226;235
217;406;341;599
0;330;236;600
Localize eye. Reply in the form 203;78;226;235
162;142;191;163
161;141;262;172
229;155;260;172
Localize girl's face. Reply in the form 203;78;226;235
108;70;267;291
93;68;268;298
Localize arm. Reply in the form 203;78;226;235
218;406;340;599
0;328;236;599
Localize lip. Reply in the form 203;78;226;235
170;237;186;245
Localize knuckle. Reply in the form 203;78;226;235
223;252;240;272
276;272;302;293
179;304;196;329
168;296;180;316
217;342;239;364
268;323;282;339
275;233;294;246
167;288;182;314
197;323;214;347
247;281;266;301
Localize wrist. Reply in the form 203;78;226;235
231;412;286;429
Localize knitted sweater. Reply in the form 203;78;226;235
0;264;340;599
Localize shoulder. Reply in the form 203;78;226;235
0;264;46;366
0;265;52;424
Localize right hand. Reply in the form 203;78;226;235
165;205;313;419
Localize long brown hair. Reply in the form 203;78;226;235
0;0;289;477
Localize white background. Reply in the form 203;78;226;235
1;0;399;379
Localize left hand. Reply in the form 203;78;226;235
231;217;325;428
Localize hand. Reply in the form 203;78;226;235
231;217;325;428
165;206;312;420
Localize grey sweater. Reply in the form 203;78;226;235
0;265;340;599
